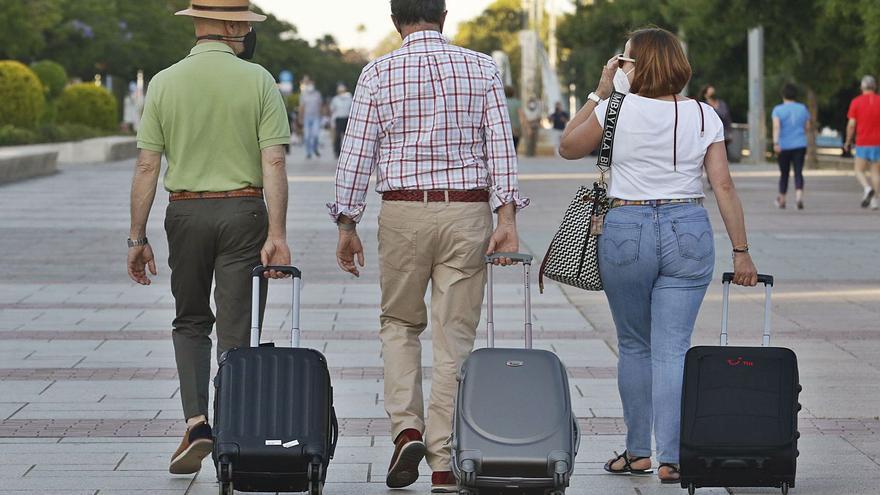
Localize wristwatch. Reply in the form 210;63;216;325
127;237;149;248
587;92;603;104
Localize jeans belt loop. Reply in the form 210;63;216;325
423;190;429;205
444;190;449;203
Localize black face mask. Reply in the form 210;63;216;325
197;28;257;60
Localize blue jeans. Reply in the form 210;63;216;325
598;203;714;463
303;116;322;157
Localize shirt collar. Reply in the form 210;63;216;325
401;30;448;48
187;42;236;58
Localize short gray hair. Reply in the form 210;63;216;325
390;0;446;26
862;75;877;91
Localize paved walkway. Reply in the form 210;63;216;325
0;137;878;494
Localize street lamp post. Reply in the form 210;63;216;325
520;0;542;156
748;26;766;164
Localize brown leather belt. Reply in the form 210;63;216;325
382;190;490;203
169;186;263;201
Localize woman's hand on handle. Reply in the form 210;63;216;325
732;252;758;287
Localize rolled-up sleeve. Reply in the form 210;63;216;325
483;68;529;212
326;68;380;223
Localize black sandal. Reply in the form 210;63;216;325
658;463;681;484
603;450;652;475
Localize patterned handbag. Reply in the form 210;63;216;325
538;91;626;292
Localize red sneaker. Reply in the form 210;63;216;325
386;429;426;488
431;470;457;493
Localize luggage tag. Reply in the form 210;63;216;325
591;213;605;236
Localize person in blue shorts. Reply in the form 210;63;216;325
771;83;811;210
845;75;880;210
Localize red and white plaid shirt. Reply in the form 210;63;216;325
328;30;528;222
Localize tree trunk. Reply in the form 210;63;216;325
806;86;819;169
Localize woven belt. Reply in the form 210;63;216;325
382;190;490;203
610;198;703;209
169;187;263;202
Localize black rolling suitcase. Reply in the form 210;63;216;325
452;253;579;495
680;273;800;495
213;266;338;495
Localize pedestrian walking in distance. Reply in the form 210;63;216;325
772;83;811;210
329;0;527;492
127;0;292;476
845;75;880;210
299;75;323;159
330;83;353;159
699;84;733;156
505;86;525;152
559;27;759;485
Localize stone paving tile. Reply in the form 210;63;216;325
2;417;875;439
2;157;880;494
0;365;619;381
0;328;603;341
0;491;98;495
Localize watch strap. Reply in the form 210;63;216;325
127;237;149;248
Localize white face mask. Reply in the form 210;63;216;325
613;67;634;94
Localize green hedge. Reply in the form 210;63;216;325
30;60;68;100
0;123;112;147
0;60;46;129
56;83;117;131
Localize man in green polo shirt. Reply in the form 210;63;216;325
126;0;291;475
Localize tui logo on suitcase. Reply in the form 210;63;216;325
726;356;754;367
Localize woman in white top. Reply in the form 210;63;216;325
559;28;758;484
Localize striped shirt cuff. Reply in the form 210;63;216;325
490;186;530;212
327;202;367;224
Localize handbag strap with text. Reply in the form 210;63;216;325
596;90;626;178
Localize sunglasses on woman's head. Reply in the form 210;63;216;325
618;55;636;68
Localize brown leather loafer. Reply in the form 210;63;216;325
386;428;426;488
169;420;213;475
431;470;458;493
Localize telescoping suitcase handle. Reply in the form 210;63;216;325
720;272;774;347
250;265;302;348
485;253;534;349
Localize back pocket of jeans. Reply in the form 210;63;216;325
673;218;714;261
600;222;641;266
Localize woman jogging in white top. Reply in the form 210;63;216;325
558;27;758;485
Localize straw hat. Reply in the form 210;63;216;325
175;0;267;22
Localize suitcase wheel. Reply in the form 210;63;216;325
308;461;324;495
781;482;790;495
217;460;233;495
688;483;696;495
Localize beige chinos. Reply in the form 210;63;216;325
377;200;493;471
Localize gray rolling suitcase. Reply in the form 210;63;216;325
452;253;579;495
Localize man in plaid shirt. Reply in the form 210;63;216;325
327;1;527;492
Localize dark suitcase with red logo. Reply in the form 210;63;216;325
680;273;800;495
213;266;338;495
